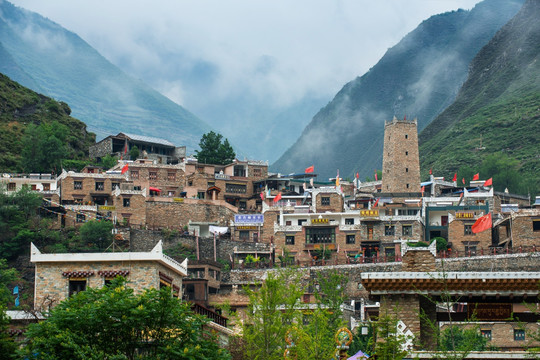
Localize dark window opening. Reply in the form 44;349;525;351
345;218;354;225
286;236;295;245
69;280;86;297
346;235;355;244
321;197;330;206
306;227;335;244
385;225;395;236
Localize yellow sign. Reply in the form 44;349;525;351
99;206;116;211
236;226;257;230
173;198;184;202
311;218;329;224
360;210;379;217
456;212;474;219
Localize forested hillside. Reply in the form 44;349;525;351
0;73;95;172
419;0;540;196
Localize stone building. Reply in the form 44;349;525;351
381;116;421;194
361;248;540;352
31;241;187;311
89;132;186;164
124;159;186;197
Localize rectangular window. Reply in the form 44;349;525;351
385;225;395;236
321;197;330;205
286;236;295;245
131;170;139;179
225;183;247;194
197;191;205;199
253;168;262;177
533;220;540;232
367;226;373;240
149;171;157;180
133;186;141;191
95;181;104;191
239;231;250;241
305;227;335;244
239;201;247;210
345;218;354;225
253;232;259;242
234;166;246;177
402;225;412;236
74;181;83;190
168;172;176;181
69;279;86;297
298;219;306;226
76;214;86;223
465;244;477;255
112;182;120;190
464;224;474;235
514;329;525;341
286;220;292;226
346;234;355;244
408;209;418;216
481;329;491;341
123;198;130;207
42;183;50;191
7;183;16;191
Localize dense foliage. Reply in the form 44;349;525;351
0;73;95;173
195;131;236;165
241;270;346;360
20;278;230;360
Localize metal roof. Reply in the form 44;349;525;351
120;133;175;147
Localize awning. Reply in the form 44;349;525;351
149;187;161;192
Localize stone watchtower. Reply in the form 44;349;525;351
381;116;421;193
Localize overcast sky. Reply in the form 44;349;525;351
11;0;481;112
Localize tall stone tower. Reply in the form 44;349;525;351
381;116;421;193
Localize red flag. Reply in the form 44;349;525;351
472;173;479;181
462;178;465;185
121;163;129;174
472;213;492;233
335;169;340;187
483;178;492;187
429;168;432;175
273;192;282;203
374;171;378;181
305;165;314;173
356;172;359;179
421;186;425;193
124;142;128;154
260;192;265;201
373;198;379;207
453;173;457;182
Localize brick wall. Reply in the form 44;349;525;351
128;164;185;197
402;249;436;272
112;193;146;228
314;192;343;213
511;216;540;247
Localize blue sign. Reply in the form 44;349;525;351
234;214;264;224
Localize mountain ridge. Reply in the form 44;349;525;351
0;0;211;151
271;0;524;180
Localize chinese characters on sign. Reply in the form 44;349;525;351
360;210;379;217
234;214;264;224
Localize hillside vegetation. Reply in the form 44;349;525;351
272;0;524;180
0;73;95;172
0;1;210;151
419;0;540;196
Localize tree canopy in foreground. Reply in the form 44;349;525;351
20;278;231;360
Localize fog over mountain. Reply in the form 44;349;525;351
272;0;524;179
10;0;482;162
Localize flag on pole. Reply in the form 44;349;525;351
483;178;492;187
373;198;379;207
124;142;128;155
453;173;457;182
121;163;129;174
260;192;265;201
273;192;282;203
374;171;378;181
335;169;340;187
305;165;314;173
462;178;466;185
472;173;479;181
421;186;425;193
429;168;432;175
472;213;492;233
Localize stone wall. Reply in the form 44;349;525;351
448;217;492;252
402;249;436;271
88;138;112;159
512;215;540;247
381;118;421;193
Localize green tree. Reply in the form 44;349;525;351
20;121;68;174
100;154;118;170
242;271;304;360
129;145;140;160
0;306;17;360
78;220;114;251
0;186;42;260
195;131;236;165
370;308;411;360
20;278;230;360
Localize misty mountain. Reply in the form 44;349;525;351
272;0;524;180
419;0;540;193
0;0;211;151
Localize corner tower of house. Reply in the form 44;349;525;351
381;116;421;194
